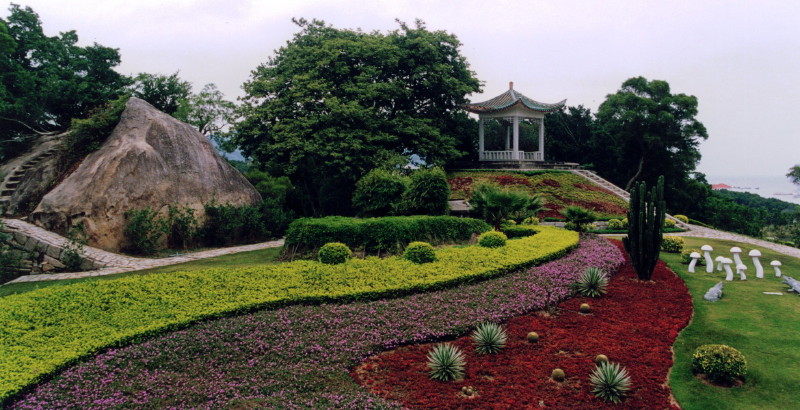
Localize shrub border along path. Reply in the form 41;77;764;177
10;234;619;408
0;226;577;404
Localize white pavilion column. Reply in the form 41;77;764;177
504;123;510;150
513;116;520;160
478;118;485;160
538;118;545;161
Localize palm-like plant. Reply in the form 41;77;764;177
470;183;545;229
427;343;466;381
560;206;596;232
471;322;508;354
574;267;609;297
590;361;632;403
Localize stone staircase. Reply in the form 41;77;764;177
570;169;689;229
0;148;58;215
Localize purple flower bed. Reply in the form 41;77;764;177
10;235;623;409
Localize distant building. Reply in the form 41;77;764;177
711;183;732;190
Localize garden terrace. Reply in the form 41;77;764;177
447;170;628;220
0;226;577;403
8;235;622;408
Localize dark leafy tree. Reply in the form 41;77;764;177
788;165;800;186
0;4;129;160
235;18;480;215
129;72;192;115
174;83;236;147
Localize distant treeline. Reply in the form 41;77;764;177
693;189;799;239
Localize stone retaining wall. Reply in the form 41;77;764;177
1;220;102;275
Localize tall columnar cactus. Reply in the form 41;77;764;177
623;176;666;280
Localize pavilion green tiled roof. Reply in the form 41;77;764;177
465;86;566;114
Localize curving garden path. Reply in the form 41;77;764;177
670;224;800;259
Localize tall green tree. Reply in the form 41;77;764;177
129;71;192;115
0;4;129;160
175;83;236;140
235;19;480;215
596;77;708;196
788;165;800;186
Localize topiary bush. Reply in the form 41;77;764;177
607;219;625;230
501;223;538;239
692;344;747;383
471;322;507;354
427;343;466;381
317;242;352;265
522;216;539;225
664;218;677;228
478;230;507;248
352;168;409;216
590;361;632;403
404;167;451;215
661;235;685;253
681;248;705;264
674;214;689;224
404;241;436;264
574;267;609;297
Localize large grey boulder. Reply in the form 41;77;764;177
31;97;261;252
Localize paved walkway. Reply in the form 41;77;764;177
670;224;800;259
3;217;284;284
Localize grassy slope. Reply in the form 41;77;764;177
447;170;628;219
0;247;283;298
662;237;800;410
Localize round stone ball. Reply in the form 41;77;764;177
595;354;609;364
579;303;591;313
551;368;566;381
527;332;540;343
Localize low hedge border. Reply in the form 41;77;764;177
284;215;491;255
0;226;578;403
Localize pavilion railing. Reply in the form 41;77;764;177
480;150;543;161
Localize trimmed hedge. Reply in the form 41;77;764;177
501;224;539;239
284;215;491;255
0;226;577;403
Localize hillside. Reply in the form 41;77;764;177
447;170;628;220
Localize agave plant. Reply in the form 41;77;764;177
574;267;609;297
427;343;466;381
590;361;632;403
471;322;508;354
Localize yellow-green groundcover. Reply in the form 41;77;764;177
0;226;577;402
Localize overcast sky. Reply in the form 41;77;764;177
6;0;800;179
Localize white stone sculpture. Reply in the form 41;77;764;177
701;245;714;273
721;258;734;281
715;256;724;272
771;260;782;277
736;264;747;281
730;247;743;266
749;249;764;278
688;252;701;273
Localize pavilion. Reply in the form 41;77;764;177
464;82;565;162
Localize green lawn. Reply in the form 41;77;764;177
662;237;800;410
0;247;283;298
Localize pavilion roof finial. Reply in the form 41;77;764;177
509;81;514;90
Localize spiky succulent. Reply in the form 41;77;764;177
427;343;466;381
574;267;609;297
589;361;632;403
471;322;508;354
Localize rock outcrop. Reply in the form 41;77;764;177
31;97;261;252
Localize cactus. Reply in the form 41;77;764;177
623;176;666;280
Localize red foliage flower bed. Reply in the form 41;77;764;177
353;241;692;409
493;175;531;186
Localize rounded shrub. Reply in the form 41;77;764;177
478;230;507;248
522;216;539;225
317;242;352;265
574;267;609;297
674;214;689;224
427;343;466;381
527;331;539;343
692;344;747;383
590;361;632;403
579;303;591;314
607;219;624;230
681;248;705;264
551;368;566;381
404;241;437;264
661;235;685;253
664;218;677;228
471;322;508;354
